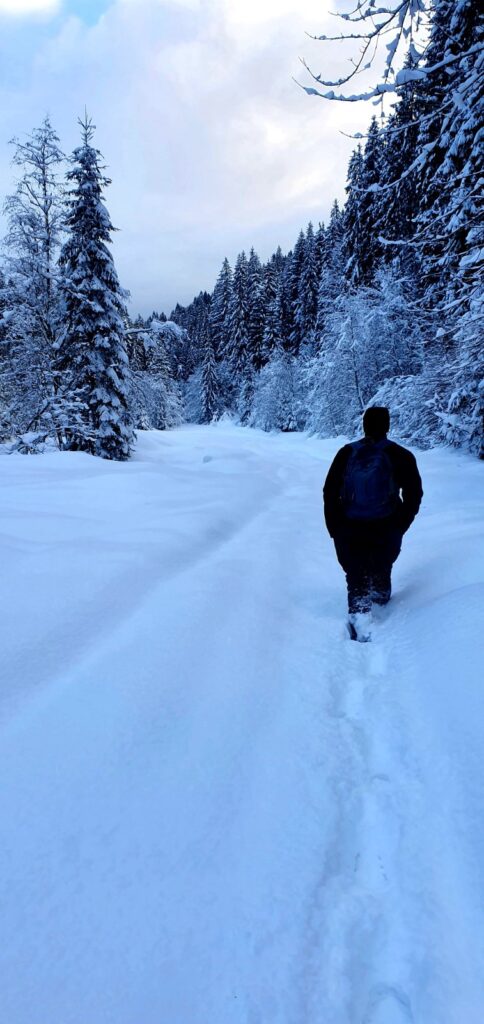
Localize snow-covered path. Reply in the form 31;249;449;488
1;424;483;1024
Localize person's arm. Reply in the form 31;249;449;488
323;446;350;538
398;450;423;532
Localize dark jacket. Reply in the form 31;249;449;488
323;437;423;539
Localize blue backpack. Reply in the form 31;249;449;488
342;439;399;520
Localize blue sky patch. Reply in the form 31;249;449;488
63;0;114;26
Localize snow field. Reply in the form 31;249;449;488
0;423;483;1024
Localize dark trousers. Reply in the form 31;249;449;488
333;518;403;614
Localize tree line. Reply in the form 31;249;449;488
0;0;481;459
167;0;482;455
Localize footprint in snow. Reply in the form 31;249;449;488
363;983;414;1024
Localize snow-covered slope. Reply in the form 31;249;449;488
1;424;483;1024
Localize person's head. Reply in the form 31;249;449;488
363;406;390;440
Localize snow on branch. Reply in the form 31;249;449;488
302;0;431;102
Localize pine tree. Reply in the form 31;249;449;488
175;292;211;381
413;0;484;445
325;201;344;264
287;229;307;353
190;292;212;357
58;115;134;460
315;202;344;349
314;221;326;280
247;247;265;370
209;257;232;360
262;260;282;357
271;245;285;275
200;332;219;423
342;146;365;287
379;52;421;253
294;222;319;351
420;1;483;308
278;251;293;348
226;251;250;375
358;117;385;283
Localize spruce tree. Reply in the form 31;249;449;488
227;251;250;375
287;230;307;354
314;221;326;280
261;260;282;358
418;0;482;309
58;115;134;460
179;292;211;381
200;332;219;423
209;257;232;361
342;147;365;287
294;222;319;349
358;117;385;283
315;202;344;349
379;52;421;253
247;247;265;370
271;246;285;275
277;251;293;348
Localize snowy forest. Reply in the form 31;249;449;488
0;0;482;460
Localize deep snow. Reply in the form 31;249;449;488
0;423;483;1024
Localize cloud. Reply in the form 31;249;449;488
0;0;371;314
0;0;61;15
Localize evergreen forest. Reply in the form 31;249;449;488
0;0;482;459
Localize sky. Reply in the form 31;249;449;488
0;0;371;316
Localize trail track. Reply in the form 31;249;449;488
1;424;483;1024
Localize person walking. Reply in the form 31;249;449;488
323;406;423;641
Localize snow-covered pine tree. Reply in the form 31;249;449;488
379;51;421;256
1;117;66;445
340;120;386;290
191;292;212;360
278;250;293;349
262;259;283;358
358;117;385;284
200;330;219;424
58;115;134;460
172;292;211;382
271;245;285;275
222;251;251;419
418;1;483;308
287;229;307;354
247;247;265;370
315;201;345;351
342;146;365;287
294;222;319;355
226;251;250;377
209;257;232;361
170;302;188;330
325;201;345;275
314;221;326;281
